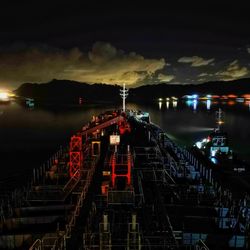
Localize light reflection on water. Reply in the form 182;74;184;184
206;100;211;110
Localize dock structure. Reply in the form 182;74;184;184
0;110;250;249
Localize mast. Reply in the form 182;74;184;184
216;108;223;131
120;83;128;112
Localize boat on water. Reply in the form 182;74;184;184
193;108;250;175
0;86;250;250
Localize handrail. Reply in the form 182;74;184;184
29;239;42;250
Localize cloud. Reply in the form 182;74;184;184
198;73;208;77
198;78;206;82
216;60;249;80
0;42;165;88
157;73;175;82
178;56;214;67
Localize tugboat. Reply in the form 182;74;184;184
193;108;249;173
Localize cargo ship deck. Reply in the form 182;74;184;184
1;85;250;249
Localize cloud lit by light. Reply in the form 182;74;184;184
216;60;249;80
0;42;165;88
178;56;214;67
157;73;175;82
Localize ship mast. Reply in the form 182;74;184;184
216;108;223;131
120;83;128;112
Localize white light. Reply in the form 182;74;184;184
0;92;10;101
211;149;217;157
159;101;162;110
195;141;202;149
206;99;211;110
193;99;197;111
166;101;169;109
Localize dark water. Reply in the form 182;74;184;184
0;99;250;189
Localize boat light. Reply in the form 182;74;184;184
195;141;202;149
211;149;217;157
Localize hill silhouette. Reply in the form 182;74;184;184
15;78;250;104
15;79;121;104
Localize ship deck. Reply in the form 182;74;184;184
0;110;249;249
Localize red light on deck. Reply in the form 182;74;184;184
69;135;83;177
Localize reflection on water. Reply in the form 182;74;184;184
157;98;250;113
206;100;211;110
166;100;169;109
158;101;162;110
173;100;178;108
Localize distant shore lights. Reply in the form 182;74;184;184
158;97;178;110
0;91;10;101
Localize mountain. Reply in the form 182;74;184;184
14;78;250;104
14;79;121;104
129;78;250;102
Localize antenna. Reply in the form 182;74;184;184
120;83;128;112
216;108;223;131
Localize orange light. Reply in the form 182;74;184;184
221;95;228;99
227;94;237;99
212;95;220;99
228;100;235;106
242;94;250;99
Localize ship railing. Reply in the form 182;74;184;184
40;232;66;250
62;155;98;241
29;239;42;250
137;174;145;205
62;169;80;196
195;239;209;250
29;142;98;248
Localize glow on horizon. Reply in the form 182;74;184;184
0;91;10;101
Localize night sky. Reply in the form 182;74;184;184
0;2;250;89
